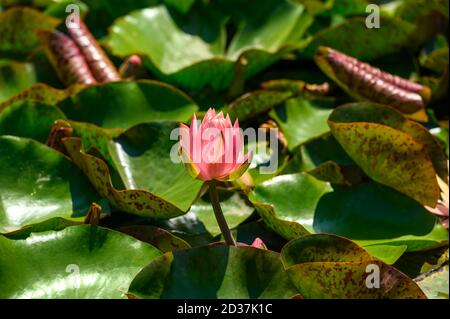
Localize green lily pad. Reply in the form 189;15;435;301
281;234;427;299
62;137;188;219
0;61;37;103
0;136;101;233
431;126;449;157
0;225;161;298
395;0;448;45
306;161;347;184
164;0;197;13
116;225;191;253
106;2;311;90
0;83;76;110
58;80;198;129
416;264;449;299
281;233;373;266
282;132;355;174
327;0;371;16
0;7;60;58
315;183;448;251
68;120;123;168
0;100;66;143
303;17;415;60
250;173;447;252
145;190;255;244
80;0;162;35
128;245;298;298
329;111;440;207
292;0;334;15
270;96;333;150
362;245;408;265
421;48;449;74
249;173;331;240
3;217;80;240
226;90;293;122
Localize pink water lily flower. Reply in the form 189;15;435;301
179;109;252;182
425;165;449;229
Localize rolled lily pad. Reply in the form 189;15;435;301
250;173;448;252
281;234;427;299
270;97;333;150
0;7;60;58
106;2;311;90
0;136;101;233
58;80;198;129
0;100;66;143
328;111;440;206
128;245;298;298
0;225;162;298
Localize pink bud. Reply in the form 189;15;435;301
251;238;267;250
179;108;252;181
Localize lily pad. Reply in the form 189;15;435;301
62;137;188;219
0;225;161;298
270;96;333;150
58;80;198;129
363;244;409;265
303;17;416;60
249;173;332;236
329;103;448;181
250;173;448;252
282;132;355;174
106;2;311;90
416;265;449;299
328;109;440;206
226;90;293;121
0;136;101;233
0;83;76;110
128;245;298;298
116;225;191;253
0;7;60;58
0;61;37;103
0;100;66;143
281;234;427;299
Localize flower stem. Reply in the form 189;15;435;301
209;181;236;246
